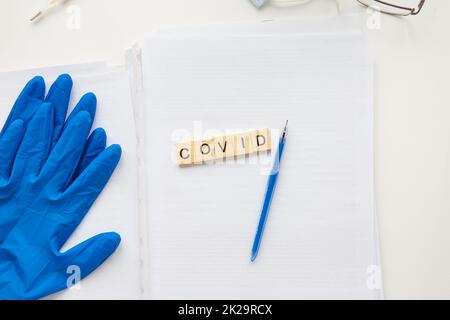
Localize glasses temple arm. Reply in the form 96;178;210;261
411;0;426;15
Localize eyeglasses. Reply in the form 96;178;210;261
357;0;426;16
254;0;426;17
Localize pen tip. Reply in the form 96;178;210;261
251;252;257;262
282;120;289;138
30;11;42;22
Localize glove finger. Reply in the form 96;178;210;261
65;144;122;198
57;232;121;284
11;103;54;180
55;93;98;183
64;92;97;130
0;120;25;180
72;128;107;182
50;145;121;247
39;111;92;192
0;76;45;138
44;74;73;147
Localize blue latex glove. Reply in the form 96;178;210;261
0;75;109;180
0;76;122;300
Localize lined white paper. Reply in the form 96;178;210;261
142;30;381;299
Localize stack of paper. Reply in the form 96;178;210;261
139;16;382;299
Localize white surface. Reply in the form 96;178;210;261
0;0;449;299
0;67;141;299
142;30;379;299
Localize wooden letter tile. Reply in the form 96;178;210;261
176;141;194;165
194;139;216;163
253;128;271;153
235;132;253;157
213;135;235;159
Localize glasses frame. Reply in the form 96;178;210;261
357;0;426;16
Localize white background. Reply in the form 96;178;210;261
0;0;449;299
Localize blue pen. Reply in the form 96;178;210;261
251;121;288;262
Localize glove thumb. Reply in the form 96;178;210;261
59;232;121;285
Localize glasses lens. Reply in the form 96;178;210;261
358;0;419;15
